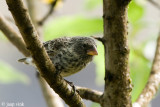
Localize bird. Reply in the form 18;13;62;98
18;36;98;77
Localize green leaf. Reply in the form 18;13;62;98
44;16;103;41
128;1;144;24
130;49;150;102
84;0;102;10
94;42;105;85
0;61;30;84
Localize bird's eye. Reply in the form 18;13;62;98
83;44;87;48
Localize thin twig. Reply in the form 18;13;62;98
38;76;64;107
0;13;30;57
76;86;103;103
148;0;160;10
91;36;104;43
133;31;160;107
38;0;58;26
26;0;43;38
26;0;36;24
5;0;85;106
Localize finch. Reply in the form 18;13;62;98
18;37;98;77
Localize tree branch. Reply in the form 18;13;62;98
38;0;58;26
0;13;30;57
76;86;103;103
91;36;104;43
148;0;160;10
102;0;132;106
133;32;160;107
5;0;85;106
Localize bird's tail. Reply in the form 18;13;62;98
18;57;34;65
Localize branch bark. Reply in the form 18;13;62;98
5;0;85;106
134;32;160;107
101;0;132;106
0;13;30;57
76;86;103;103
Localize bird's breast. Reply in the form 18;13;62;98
50;50;93;77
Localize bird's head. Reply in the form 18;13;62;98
70;37;98;58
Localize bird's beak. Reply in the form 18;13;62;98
87;45;98;56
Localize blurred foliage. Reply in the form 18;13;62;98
128;0;146;40
94;42;105;85
0;61;30;84
0;31;7;41
130;49;150;102
41;0;63;9
84;0;102;10
44;16;103;41
129;22;146;38
128;1;144;24
41;0;61;4
41;0;54;4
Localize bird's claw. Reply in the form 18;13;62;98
55;70;62;76
64;79;76;97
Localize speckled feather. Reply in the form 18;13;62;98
19;37;97;77
43;37;97;77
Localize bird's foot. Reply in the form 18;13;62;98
55;70;62;76
64;79;77;97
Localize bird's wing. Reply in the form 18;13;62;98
43;37;70;56
18;38;70;65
